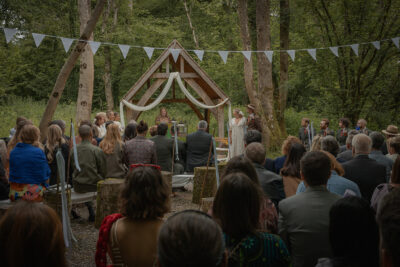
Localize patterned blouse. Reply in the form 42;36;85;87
224;232;291;267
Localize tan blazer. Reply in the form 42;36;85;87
282;175;302;197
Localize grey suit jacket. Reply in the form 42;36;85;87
151;135;173;172
278;186;341;267
185;130;213;172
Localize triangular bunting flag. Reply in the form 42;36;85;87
119;44;130;59
143;47;154;59
4;28;17;43
60;37;74;52
88;41;101;55
372;41;380;50
307;49;317;61
218;51;229;64
264;51;273;63
287;50;295;62
351;44;359;56
329;47;339;57
193;50;204;61
392;37;399;49
32;33;45;47
170;49;181;62
241;51;252;61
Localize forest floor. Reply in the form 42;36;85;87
65;191;197;267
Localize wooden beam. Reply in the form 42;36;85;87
180;56;184;73
186;99;204;120
217;99;225;140
166;57;169;73
152;73;198;79
137;98;203;104
184;78;218;117
130;79;166;120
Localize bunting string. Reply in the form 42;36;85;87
1;27;399;64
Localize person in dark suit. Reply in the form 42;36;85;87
336;130;359;163
151;123;173;172
298;118;315;150
170;125;186;174
245;142;285;208
319;118;335;137
336;118;350;146
342;134;386;202
185;120;213;173
279;151;341;267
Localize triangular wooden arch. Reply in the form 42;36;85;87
122;40;228;137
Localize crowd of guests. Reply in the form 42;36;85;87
0;113;400;267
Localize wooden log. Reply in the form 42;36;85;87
44;188;72;219
95;178;124;229
192;163;227;204
200;197;214;213
161;171;173;195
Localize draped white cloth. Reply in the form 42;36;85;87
119;72;231;128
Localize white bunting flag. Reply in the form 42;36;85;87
218;51;229;64
193;50;204;61
4;28;17;43
60;37;74;52
307;49;317;61
32;33;45;47
329;47;339;57
264;51;273;63
351;44;359;56
392;37;400;49
119;44;130;59
241;51;252;61
287;50;295;62
372;41;380;50
89;41;101;55
170;49;181;62
143;47;154;59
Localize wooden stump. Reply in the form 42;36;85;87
192;163;227;204
95;178;124;229
161;171;172;195
200;197;214;213
43;188;72;219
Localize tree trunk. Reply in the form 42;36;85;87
39;0;106;141
76;0;95;125
95;178;124;228
278;0;290;134
183;0;199;49
256;0;282;148
101;0;114;110
237;0;256;105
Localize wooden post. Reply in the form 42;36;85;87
95;178;124;228
217;100;225;141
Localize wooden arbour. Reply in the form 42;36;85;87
121;40;229;138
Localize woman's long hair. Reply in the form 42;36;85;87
280;143;306;178
45;125;65;163
100;124;122;154
7;119;32;153
20;125;43;150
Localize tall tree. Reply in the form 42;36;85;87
76;0;95;124
101;0;114;111
183;0;199;49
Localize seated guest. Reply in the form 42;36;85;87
274;135;302;174
321;136;340;158
112;112;123;132
49;120;70;144
94;112;107;139
376;188;400;267
342;134;386;203
106;110;115;121
124;121;157;165
99;124;127;179
149;125;158;137
71;120;97;147
0;154;9;200
336;130;358;162
310;134;322;151
371;157;400;212
185;120;213;172
151;123;173;172
7;118;32;154
9;125;50;202
369;132;394;181
222;156;278;233
336;118;350;146
356;118;370;135
157;210;226;267
319;118;335;137
171;125;186;174
44;124;69;185
316;196;379;267
244;129;274;172
96;166;170;267
213;173;290;266
279;151;341;267
298;117;315;150
280;143;306;197
381;125;399;155
386;135;400;162
0;139;8;178
0;201;66;267
297;151;361;197
123;122;137;142
245;142;285;208
72;125;106;221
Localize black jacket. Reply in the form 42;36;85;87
342;154;386;202
151;135;173;172
185;130;213;172
254;163;285;208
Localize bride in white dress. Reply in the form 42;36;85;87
230;109;246;157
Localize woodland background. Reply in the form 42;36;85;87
0;0;399;145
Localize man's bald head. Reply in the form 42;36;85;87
79;125;92;140
245;142;266;165
352;133;372;155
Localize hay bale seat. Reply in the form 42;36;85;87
192;162;227;204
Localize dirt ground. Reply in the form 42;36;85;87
65;191;198;267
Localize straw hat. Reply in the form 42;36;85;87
382;125;400;136
247;104;255;110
